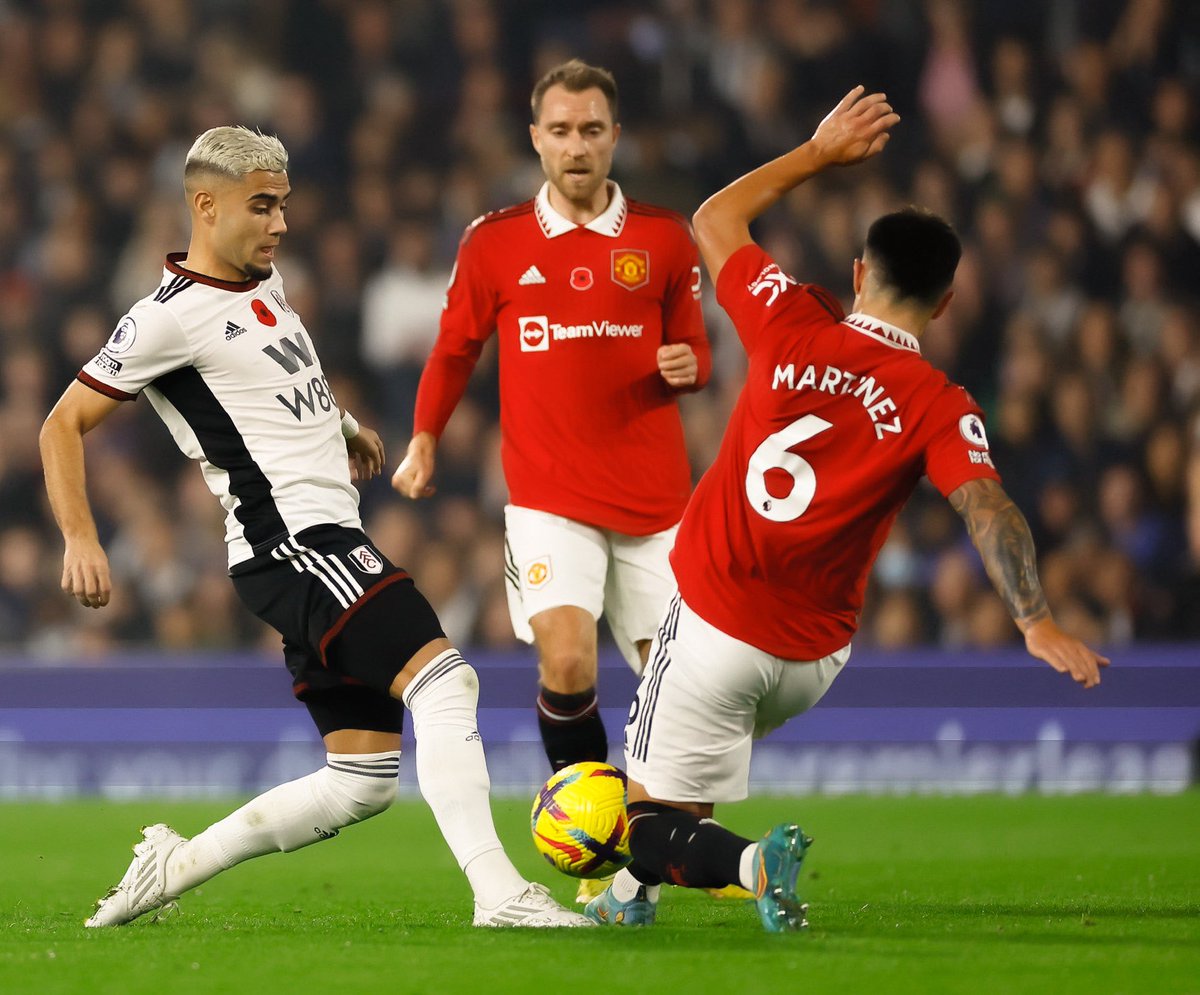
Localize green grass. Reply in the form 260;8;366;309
3;794;1198;995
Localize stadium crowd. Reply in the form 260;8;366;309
1;0;1198;660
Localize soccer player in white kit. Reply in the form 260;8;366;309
584;88;1109;932
40;126;590;929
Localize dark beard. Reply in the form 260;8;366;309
243;261;273;281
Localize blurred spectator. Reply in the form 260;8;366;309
1;0;1197;659
360;223;452;429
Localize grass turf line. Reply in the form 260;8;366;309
2;794;1197;995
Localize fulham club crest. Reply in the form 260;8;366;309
349;545;383;574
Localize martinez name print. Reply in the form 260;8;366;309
771;362;902;439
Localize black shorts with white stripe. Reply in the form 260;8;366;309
231;524;445;732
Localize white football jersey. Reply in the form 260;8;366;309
80;253;361;568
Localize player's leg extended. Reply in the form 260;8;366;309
390;637;524;906
590;593;814;930
391;637;591;927
86;688;403;928
585;785;744;926
168;727;402;888
290;537;586;927
503;505;610;771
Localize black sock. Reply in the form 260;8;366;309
627;800;751;890
536;686;608;771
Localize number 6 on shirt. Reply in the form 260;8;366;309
745;414;833;522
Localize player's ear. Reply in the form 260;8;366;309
192;189;217;224
529;122;541;155
930;289;954;320
612;121;621;145
852;258;865;295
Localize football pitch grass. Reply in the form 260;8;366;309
3;794;1197;995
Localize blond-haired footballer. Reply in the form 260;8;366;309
41;126;590;929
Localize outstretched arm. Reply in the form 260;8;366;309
948;478;1110;688
40;381;123;608
692;85;899;285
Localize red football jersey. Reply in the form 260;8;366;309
671;244;1001;659
414;183;710;535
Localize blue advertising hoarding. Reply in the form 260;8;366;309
1;645;1195;797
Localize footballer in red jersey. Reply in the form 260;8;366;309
394;61;711;776
670;248;1002;661
583;87;1109;933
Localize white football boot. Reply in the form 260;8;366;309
473;882;595;927
85;824;186;927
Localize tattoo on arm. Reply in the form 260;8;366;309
948;479;1050;629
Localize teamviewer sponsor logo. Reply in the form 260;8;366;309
551;319;644;340
518;315;550;352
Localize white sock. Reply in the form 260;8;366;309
403;649;527;909
738;843;757;892
611;868;660;903
165;752;399;895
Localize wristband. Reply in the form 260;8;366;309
340;410;360;439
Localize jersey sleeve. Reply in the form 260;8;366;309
661;224;711;390
922;385;1003;497
77;302;192;400
714;243;844;354
413;221;498;438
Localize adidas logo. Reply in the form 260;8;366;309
224;320;247;341
518;265;546;286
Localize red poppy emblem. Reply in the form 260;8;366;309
570;266;593;291
251;299;277;326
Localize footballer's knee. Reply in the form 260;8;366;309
351;776;398;820
538;650;597;694
442;660;480;706
404;657;481;714
323;754;401;824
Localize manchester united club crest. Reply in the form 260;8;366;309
524;557;552;590
611;249;649;291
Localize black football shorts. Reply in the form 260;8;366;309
232;524;445;735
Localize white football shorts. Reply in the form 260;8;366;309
624;592;850;803
503;504;679;673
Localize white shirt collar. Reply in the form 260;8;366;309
842;312;921;353
534;181;628;239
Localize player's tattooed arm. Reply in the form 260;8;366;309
948;477;1109;688
948;478;1049;628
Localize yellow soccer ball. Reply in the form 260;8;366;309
530;762;632;879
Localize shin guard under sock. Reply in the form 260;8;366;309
627;800;752;890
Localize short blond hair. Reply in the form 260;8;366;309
184;126;288;182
